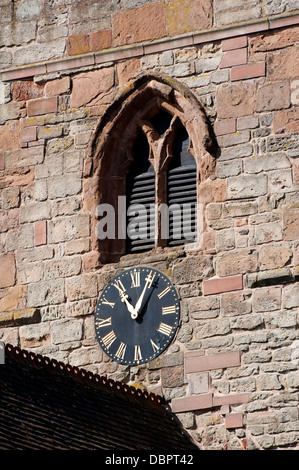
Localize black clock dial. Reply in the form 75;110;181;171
94;267;180;366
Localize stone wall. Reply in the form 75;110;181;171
1;0;299;69
0;0;299;450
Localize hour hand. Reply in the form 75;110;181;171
120;291;138;319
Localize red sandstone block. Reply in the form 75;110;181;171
214;118;236;136
20;127;37;144
213;393;251;407
27;97;58;117
184;350;205;360
1;64;47;82
12;81;44;102
35;220;47;246
28;139;45;148
185;351;241;374
144;35;193;55
193;24;264;47
0;253;16;288
222;36;248;51
67;34;90;56
0;151;4;170
90;30;112;51
45;77;71;98
47;55;95;74
112;3;167;47
202;274;243;296
220;405;230;415
95;44;144;64
269;15;299;29
231;62;266;81
225;413;243;429
220;48;248;68
171;394;213;413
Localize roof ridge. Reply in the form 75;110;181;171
4;343;165;407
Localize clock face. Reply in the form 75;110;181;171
94;267;180;366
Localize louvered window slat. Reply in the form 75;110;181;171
126;129;156;253
126;172;156;253
167;166;197;246
167;120;197;247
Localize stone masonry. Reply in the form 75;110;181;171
0;0;299;450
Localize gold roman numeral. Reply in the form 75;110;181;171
162;305;176;315
115;342;127;360
112;279;126;294
102;330;117;349
102;297;115;308
158;322;172;336
150;339;160;353
157;286;170;299
96;317;112;328
130;270;140;288
134;345;142;361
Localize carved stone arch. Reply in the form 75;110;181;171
84;72;217;264
88;72;216;178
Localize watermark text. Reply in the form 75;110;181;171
95;196;202;244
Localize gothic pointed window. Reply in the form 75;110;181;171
88;74;216;263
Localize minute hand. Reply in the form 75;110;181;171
134;274;155;315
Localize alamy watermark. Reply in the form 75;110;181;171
95;196;203;244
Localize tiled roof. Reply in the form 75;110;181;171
0;344;198;451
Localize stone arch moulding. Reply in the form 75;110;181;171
83;72;218;264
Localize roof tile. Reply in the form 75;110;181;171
0;344;198;451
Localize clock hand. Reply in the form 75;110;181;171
134;271;156;316
120;291;138;319
134;283;148;315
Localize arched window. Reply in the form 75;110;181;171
86;74;216;263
